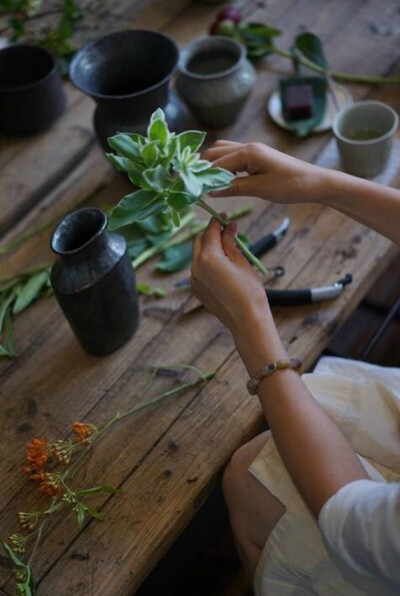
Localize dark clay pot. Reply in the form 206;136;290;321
69;29;187;149
0;44;66;135
50;208;139;356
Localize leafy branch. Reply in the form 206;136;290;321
1;366;214;595
106;109;267;275
210;11;400;86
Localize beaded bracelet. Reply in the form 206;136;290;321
246;358;302;395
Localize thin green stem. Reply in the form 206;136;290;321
197;199;268;275
270;46;400;85
132;211;195;269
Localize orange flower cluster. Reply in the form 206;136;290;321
23;438;50;481
72;421;95;444
22;439;62;496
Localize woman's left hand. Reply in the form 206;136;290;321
191;215;270;338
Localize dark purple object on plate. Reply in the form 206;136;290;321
282;84;314;121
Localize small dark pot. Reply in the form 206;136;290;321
50;208;139;356
69;29;187;149
0;44;66;135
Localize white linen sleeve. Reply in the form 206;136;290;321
318;479;400;589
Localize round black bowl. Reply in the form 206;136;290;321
0;44;66;135
69;29;185;147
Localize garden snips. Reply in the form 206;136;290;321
176;216;353;313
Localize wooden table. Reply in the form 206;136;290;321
1;1;399;594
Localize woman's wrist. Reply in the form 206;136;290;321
232;307;288;377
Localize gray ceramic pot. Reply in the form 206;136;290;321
176;36;256;128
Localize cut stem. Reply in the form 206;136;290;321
270;46;400;85
197;199;268;275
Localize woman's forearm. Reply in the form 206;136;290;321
316;169;400;245
234;309;368;517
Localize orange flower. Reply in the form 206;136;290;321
38;473;63;497
23;438;51;479
72;422;96;444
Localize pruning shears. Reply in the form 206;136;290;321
174;216;353;312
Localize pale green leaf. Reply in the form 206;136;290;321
170;210;180;227
141;141;159;167
83;504;105;521
77;485;118;496
156;242;192;273
137;283;166;298
196;167;234;192
148;118;169;147
179;169;203;197
109;190;164;229
13;270;49;315
176;131;206;153
108;133;142;159
143;164;171;191
0;293;14;333
150;108;166;124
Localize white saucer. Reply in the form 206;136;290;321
268;83;353;134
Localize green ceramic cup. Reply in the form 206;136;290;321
332;100;398;178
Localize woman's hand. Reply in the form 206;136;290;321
191;215;270;338
203;140;325;204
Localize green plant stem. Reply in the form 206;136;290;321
132;211;195;269
168;205;253;248
270;45;400;85
197;199;268;275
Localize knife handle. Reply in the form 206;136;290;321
266;288;312;306
249;234;275;258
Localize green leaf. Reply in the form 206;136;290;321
1;539;26;568
176;131;206;154
148;117;169;147
195;167;234;192
123;132;147;145
150;108;166;124
294;32;328;70
190;159;212;173
141;141;159;167
127;239;148;258
143;164;171;191
82;504;105;521
179;169;203;197
109;190;164;229
77;485;118;496
167;191;197;211
108;133;142;159
13;270;49;315
156;242;193;273
279;76;327;138
137;283;166;298
239;22;282;41
170;210;180;227
76;503;85;527
0;293;14;333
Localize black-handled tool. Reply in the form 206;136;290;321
249;217;291;258
174;217;290;290
266;274;353;306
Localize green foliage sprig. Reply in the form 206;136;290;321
213;18;400;86
106;109;267;275
0;0;102;73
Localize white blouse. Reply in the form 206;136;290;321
319;479;400;595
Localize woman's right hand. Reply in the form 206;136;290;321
203;140;326;204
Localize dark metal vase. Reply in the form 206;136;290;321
0;44;66;135
50;208;139;356
69;29;187;149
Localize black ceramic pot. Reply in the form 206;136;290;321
0;44;66;135
69;29;187;149
50;208;139;356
